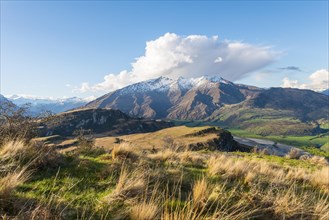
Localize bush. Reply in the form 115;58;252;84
0;103;39;146
73;128;96;154
286;148;301;159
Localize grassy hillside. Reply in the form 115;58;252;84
210;106;319;136
1;127;329;219
172;120;329;156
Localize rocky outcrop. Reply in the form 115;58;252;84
187;127;251;152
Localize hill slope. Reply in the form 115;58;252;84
39;108;173;137
208;88;329;135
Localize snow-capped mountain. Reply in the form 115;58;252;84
85;75;257;119
116;75;232;95
7;95;95;114
84;75;328;122
321;89;329;96
1;94;16;107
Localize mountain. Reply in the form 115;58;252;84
86;76;259;119
321;89;329;96
209;88;329;135
7;95;94;114
84;76;329;135
39;108;173;137
0;94;17;108
1;94;11;105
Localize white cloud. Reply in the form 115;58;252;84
281;69;329;91
76;33;279;93
214;56;223;63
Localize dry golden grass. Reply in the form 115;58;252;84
94;126;219;151
0;167;30;200
314;197;329;220
0;140;61;170
148;148;177;162
105;168;146;204
272;185;310;218
111;143;139;161
179;151;205;167
129;201;159;220
208;154;255;179
2;131;329;219
0;140;26;160
285;148;302;159
308;155;329;166
207;154;329;192
311;166;329;188
192;177;209;207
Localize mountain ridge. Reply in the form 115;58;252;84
7;95;94;114
83;75;329;135
39;108;173;137
85;75;258;119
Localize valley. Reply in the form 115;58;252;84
1;1;328;219
1;80;329;219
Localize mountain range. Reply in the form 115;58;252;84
84;75;329;135
5;95;93;114
2;75;328;136
0;94;17;109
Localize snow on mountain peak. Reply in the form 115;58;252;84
5;95;94;114
117;75;232;94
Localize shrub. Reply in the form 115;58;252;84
73;128;95;153
0;103;43;146
286;148;301;159
112;143;139;161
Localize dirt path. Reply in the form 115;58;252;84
233;136;311;157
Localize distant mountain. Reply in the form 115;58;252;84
321;89;329;96
0;94;17;108
39;108;173;137
7;95;94;114
84;75;329;136
1;94;11;104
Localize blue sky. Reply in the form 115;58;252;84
1;1;328;98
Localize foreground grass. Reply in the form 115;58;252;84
1;138;329;219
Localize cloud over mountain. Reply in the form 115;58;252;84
76;33;279;93
282;69;329;91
